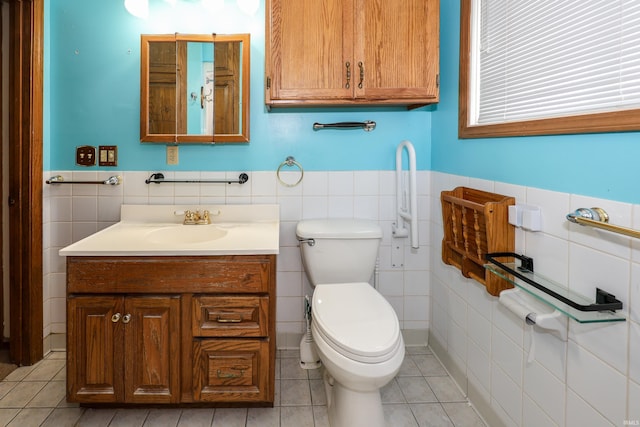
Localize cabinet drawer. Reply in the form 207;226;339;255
67;255;274;293
193;339;271;402
193;296;268;337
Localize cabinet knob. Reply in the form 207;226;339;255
122;314;132;324
217;316;242;323
111;313;121;323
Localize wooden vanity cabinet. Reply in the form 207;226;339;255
265;0;440;107
66;255;276;406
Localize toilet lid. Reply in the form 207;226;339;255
312;282;401;361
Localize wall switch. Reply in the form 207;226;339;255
166;145;179;165
98;145;117;166
76;145;96;166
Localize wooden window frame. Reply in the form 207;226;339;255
458;0;640;139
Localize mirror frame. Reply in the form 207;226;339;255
140;33;250;144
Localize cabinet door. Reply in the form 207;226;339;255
355;0;439;102
67;296;124;403
124;296;181;403
266;0;354;103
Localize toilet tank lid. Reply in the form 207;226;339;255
296;219;383;239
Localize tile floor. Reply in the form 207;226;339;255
0;347;486;427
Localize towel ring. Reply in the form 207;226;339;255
277;156;304;187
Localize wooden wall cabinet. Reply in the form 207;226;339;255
265;0;440;107
66;255;276;406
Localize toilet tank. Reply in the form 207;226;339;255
296;219;383;286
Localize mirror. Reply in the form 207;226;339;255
140;33;250;143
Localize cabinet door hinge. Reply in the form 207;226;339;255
266;76;271;89
436;74;440;88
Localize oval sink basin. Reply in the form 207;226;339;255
145;225;228;245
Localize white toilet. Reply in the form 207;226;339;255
296;219;405;427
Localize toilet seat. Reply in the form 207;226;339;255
312;282;402;364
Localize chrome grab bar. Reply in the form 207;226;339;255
145;172;249;185
312;121;376;132
46;175;121;185
566;207;640;240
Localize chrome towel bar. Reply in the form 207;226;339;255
145;172;249;185
566;207;640;240
312;121;376;131
46;175;121;185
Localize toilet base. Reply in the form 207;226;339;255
324;371;385;427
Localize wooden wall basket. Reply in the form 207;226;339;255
441;187;516;296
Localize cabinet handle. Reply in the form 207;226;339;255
216;366;248;378
358;61;364;89
111;313;121;323
216;316;242;323
122;314;132;324
345;62;351;89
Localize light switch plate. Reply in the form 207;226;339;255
98;145;117;166
76;145;96;166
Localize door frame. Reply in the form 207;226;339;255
5;0;44;365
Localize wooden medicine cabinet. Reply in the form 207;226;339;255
140;33;250;143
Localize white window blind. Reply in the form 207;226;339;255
474;0;640;125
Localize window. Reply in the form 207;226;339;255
459;0;640;138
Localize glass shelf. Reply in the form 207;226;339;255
485;261;626;324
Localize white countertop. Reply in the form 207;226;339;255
59;204;280;256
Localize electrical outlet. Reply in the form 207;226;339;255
76;145;96;166
167;145;179;165
98;145;117;166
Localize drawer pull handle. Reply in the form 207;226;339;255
111;313;121;323
217;316;242;323
122;314;132;324
216;367;247;378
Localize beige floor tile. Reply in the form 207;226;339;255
40;407;85;427
110;408;150;427
6;408;52;427
3;365;37;383
397;377;438;403
442;402;487;427
309;379;327;406
280;406;314;427
381;378;407;404
0;381;47;408
247;407;280;427
411;403;455;427
27;380;66;408
23;360;65;382
177;408;214;427
211;407;247;427
75;407;117;427
383;403;420;427
427;376;467;403
412;354;449;377
0;382;17;400
0;408;20;426
280;379;311;406
280;357;308;380
143;408;181;426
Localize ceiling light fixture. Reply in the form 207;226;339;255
124;0;149;19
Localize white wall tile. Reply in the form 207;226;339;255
523;395;559;427
491;363;522;426
566;389;615;427
567;341;626;423
524;361;565;425
628;379;640;424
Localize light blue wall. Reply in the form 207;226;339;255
47;0;431;172
49;1;639;203
431;2;640;204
